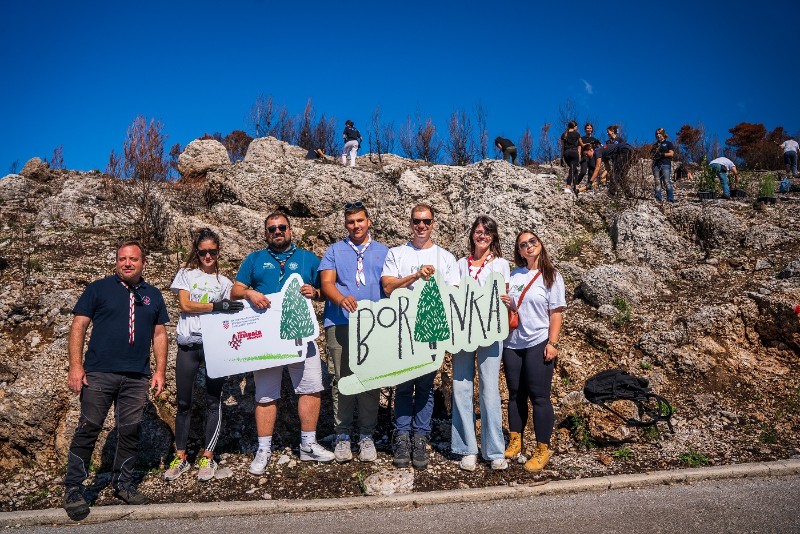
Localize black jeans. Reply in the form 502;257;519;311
174;343;224;453
564;148;580;187
502;339;555;444
64;372;148;490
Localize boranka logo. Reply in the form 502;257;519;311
228;329;263;350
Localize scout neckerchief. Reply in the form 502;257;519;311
266;243;298;283
345;235;372;287
117;277;140;345
467;253;493;281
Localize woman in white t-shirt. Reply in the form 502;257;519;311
164;228;243;482
451;215;511;472
500;230;566;473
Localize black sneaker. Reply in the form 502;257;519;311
64;486;90;521
113;485;149;505
392;433;411;468
412;434;429;470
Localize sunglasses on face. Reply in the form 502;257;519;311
267;224;289;234
197;249;219;258
411;218;433;226
518;237;539;250
344;201;365;210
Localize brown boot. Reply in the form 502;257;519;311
524;443;552;472
504;432;522;459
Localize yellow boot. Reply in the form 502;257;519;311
504;432;521;459
524;443;552;472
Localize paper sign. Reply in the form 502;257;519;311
338;272;508;395
200;273;320;378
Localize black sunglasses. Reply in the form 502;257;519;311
411;218;433;226
267;224;289;234
197;249;219;257
344;201;365;210
518;237;539;250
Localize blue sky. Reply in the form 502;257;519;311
1;0;796;172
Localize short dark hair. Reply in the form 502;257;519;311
265;211;291;228
117;239;146;259
410;203;435;219
344;205;370;219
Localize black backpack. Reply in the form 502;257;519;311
584;369;674;433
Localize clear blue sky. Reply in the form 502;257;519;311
1;0;797;172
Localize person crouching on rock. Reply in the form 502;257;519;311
500;230;566;472
164;228;243;482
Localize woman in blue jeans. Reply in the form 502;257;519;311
500;230;565;472
451;215;511;471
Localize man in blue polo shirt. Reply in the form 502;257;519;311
231;211;335;474
319;202;389;463
63;240;169;521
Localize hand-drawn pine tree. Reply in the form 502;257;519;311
414;278;450;354
280;278;315;347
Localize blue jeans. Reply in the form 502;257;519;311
451;342;504;460
394;371;435;436
711;163;731;197
64;372;149;490
784;151;798;177
653;163;674;202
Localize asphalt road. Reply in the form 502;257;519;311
16;474;800;534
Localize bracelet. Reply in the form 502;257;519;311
548;340;559;349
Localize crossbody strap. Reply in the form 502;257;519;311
516;271;542;310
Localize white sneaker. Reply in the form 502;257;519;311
249;449;271;475
358;437;378;462
564;187;573;193
491;458;509;470
459;454;478;471
334;439;353;463
300;442;335;462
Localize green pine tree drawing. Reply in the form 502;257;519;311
280;278;315;347
414;278;451;354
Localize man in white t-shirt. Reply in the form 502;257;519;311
381;203;459;470
779;137;799;177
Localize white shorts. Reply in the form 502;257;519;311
253;343;324;403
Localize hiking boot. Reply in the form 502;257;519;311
334;439;353;463
459;454;477;472
524;443;552;472
164;455;191;481
358;437;377;462
113;485;149;505
63;486;90;521
491;458;509;470
504;432;522;459
249;448;272;475
392;433;411;468
299;442;335;462
196;456;218;481
412;434;429;470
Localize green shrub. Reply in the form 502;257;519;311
679;448;710;467
759;173;776;197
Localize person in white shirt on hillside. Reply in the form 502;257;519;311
451;215;510;472
500;230;566;473
381;203;459;470
779;137;799;178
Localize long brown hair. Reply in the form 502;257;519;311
184;227;220;276
513;230;556;289
468;215;503;258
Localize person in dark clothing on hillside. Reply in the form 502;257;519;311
581;123;601;149
576;144;604;193
603;125;634;197
342;120;362;168
560;121;585;194
495;137;518;165
651;127;675;203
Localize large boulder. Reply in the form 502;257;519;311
19;157;50;181
244;136;308;164
612;203;697;271
577;264;663;307
177;139;230;177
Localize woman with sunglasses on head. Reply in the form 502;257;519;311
165;228;243;482
500;230;566;472
451;215;511;471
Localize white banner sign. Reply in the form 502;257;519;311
338;272;508;395
200;273;320;378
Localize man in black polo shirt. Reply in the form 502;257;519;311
63;240;169;521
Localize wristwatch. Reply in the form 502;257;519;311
548;340;560;349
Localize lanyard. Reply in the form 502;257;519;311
345;236;372;287
117;278;138;345
467;253;493;281
266;243;297;283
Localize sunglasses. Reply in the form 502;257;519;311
197;249;219;257
518;237;539;250
344;201;365;210
411;218;433;226
267;224;289;234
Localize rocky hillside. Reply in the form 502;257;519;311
0;137;798;510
